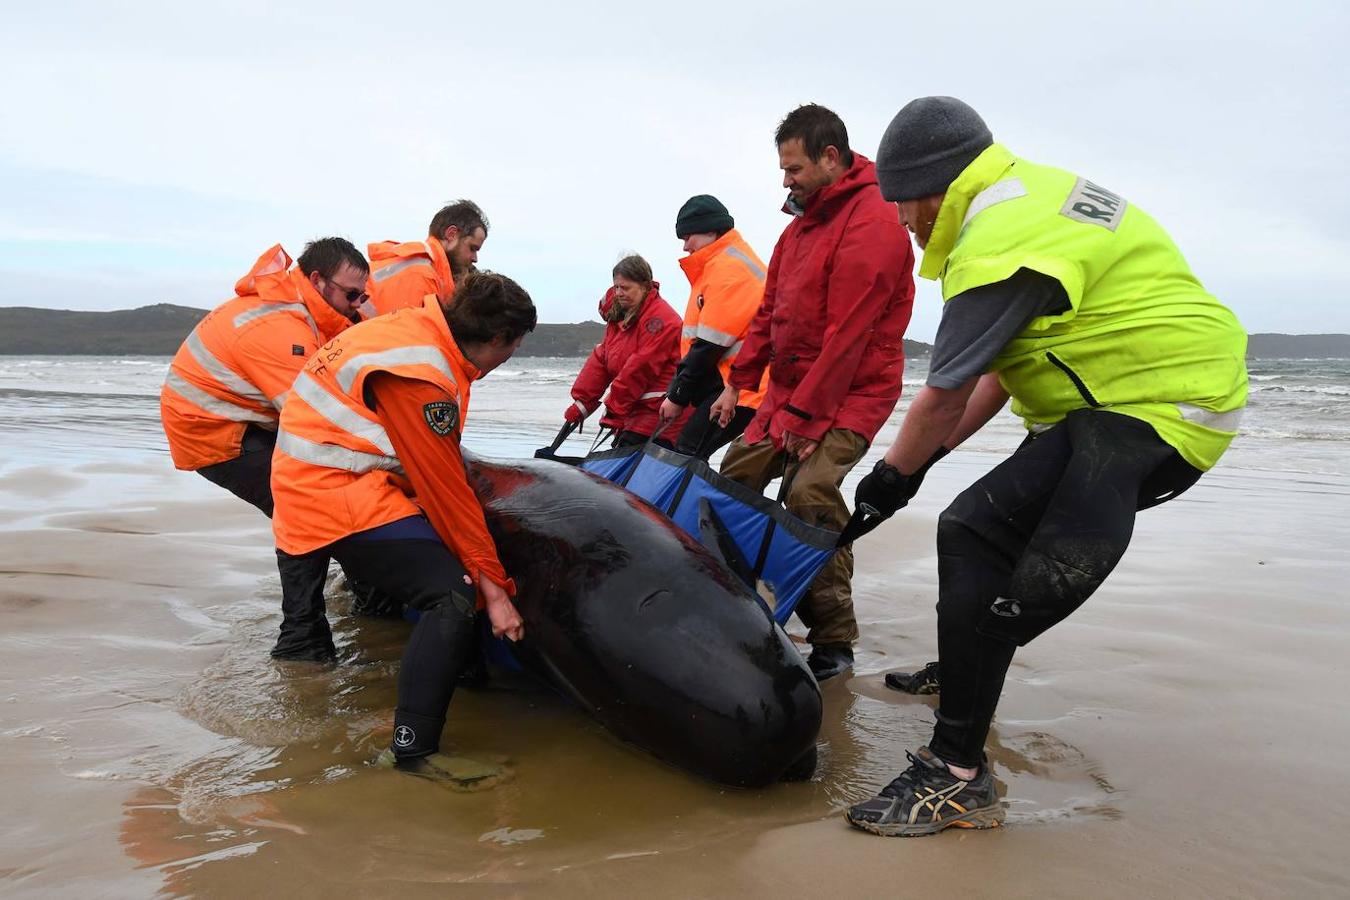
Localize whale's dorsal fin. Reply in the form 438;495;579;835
697;497;756;588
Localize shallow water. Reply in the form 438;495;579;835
2;355;1349;896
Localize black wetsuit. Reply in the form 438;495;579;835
924;270;1202;767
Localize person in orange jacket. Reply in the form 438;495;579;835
658;195;769;459
160;238;365;514
269;271;536;779
363;199;488;318
565;255;687;447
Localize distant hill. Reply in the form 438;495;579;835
0;304;210;355
519;322;605;356
0;304;608;357
0;306;1345;359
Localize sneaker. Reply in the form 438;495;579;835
884;660;940;695
807;643;854;681
375;749;504;790
845;746;1003;837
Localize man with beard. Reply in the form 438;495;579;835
844;96;1247;836
363;199;488;318
161;238;363;514
710;104;915;681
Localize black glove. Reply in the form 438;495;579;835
854;446;951;519
854;459;918;519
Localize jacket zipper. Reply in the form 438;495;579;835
1045;351;1102;408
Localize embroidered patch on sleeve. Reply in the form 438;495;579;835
645;318;664;334
292;344;306;356
423;400;459;436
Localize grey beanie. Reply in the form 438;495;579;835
875;97;993;202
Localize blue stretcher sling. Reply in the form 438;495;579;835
572;441;839;624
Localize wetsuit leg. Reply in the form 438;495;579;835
196;425;276;517
193;426;339;660
930;409;1193;768
272;548;336;661
329;531;477;759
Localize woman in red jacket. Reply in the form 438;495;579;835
564;255;687;446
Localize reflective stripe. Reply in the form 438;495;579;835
335;346;458;393
233;301;308;330
163;369;275;425
276;429;404;474
723;340;744;359
572;400;591;417
722;245;766;281
681;325;697;340
372;257;433;283
184;328;270;404
297;304;319;340
640;391;665;401
695;323;738;347
1177;402;1244;433
962;177;1028;230
271;392;287;411
290;372;396;455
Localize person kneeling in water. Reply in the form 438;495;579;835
269;272;536;781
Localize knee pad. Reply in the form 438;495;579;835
424;592;476;632
975;540;1115;646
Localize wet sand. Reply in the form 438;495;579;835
2;452;1348;897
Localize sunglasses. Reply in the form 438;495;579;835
325;277;369;305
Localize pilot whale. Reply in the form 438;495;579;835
465;454;822;788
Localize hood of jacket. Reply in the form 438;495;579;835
598;283;662;328
782;154;882;224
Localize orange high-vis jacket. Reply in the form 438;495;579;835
159;244;354;470
363;238;454;318
269;296;511;593
676;229;770;409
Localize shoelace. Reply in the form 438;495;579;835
880;750;937;798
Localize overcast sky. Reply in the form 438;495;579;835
1;1;1345;340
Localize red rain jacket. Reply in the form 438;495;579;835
570;285;688;438
729;154;915;446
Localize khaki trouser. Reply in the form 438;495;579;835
719;428;869;646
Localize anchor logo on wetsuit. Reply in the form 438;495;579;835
393;725;416;747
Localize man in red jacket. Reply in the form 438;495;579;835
565;255;688;446
711;104;916;680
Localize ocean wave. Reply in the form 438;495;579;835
1239;425;1350;441
1248;384;1350;397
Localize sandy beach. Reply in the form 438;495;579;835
2;358;1349;897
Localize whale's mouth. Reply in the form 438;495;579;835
638;589;672;611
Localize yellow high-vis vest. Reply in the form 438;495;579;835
919;143;1248;471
